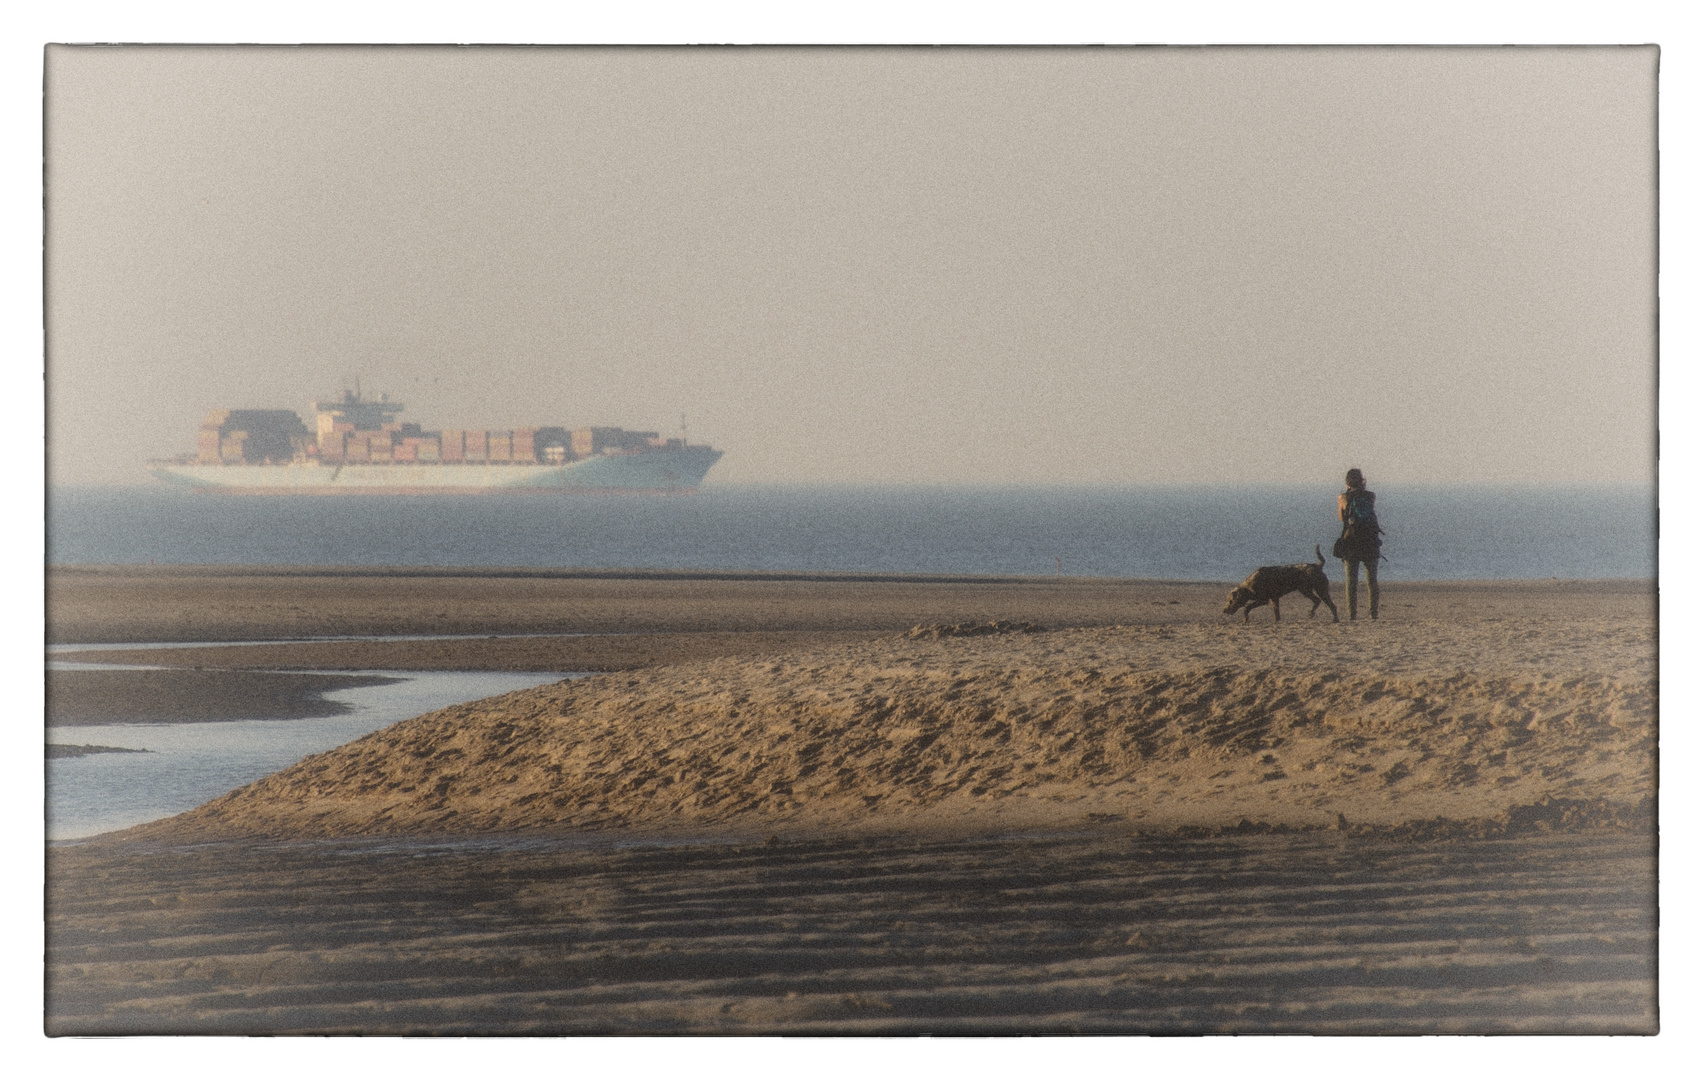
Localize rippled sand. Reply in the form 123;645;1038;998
136;611;1653;841
47;829;1655;1034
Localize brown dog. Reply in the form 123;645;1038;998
1223;546;1340;623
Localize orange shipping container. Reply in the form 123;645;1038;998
513;427;537;462
487;432;513;462
440;429;464;462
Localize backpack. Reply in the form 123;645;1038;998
1333;489;1382;559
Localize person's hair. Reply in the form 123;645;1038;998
1345;468;1364;487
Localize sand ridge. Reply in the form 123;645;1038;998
137;614;1655;841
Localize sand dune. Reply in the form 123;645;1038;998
137;613;1654;842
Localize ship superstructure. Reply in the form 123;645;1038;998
151;392;722;494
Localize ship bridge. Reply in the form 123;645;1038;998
315;390;403;432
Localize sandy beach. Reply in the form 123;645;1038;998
46;567;1657;1033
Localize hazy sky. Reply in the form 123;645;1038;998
46;45;1656;487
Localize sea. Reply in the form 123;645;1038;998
49;483;1656;580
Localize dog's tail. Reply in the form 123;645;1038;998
1314;544;1325;567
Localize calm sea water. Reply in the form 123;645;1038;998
49;484;1654;581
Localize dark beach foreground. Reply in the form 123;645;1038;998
47;827;1654;1035
44;567;1657;1034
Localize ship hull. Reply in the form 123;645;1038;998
150;447;723;494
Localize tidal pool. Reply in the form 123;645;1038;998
47;669;575;840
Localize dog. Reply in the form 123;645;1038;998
1222;546;1340;623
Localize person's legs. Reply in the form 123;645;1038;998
1366;557;1379;619
1343;559;1360;619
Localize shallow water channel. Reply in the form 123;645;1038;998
47;661;574;840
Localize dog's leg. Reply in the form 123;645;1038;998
1307;591;1322;618
1272;596;1281;622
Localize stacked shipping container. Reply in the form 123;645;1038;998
195;408;312;465
189;397;680;470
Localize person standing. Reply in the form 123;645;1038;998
1333;468;1383;620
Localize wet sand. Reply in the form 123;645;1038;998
47;669;402;725
47;565;1228;644
47;564;1643;645
45;567;1657;1033
47;829;1655;1035
46;743;151;759
60;630;889;674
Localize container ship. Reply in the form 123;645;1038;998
149;392;723;494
